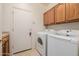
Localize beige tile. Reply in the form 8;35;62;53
13;49;40;56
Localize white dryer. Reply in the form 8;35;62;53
36;29;55;56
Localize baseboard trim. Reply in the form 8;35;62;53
13;48;32;54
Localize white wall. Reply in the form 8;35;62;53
44;3;79;30
0;4;2;56
44;3;58;13
0;4;2;37
47;22;79;30
2;4;45;32
2;3;45;54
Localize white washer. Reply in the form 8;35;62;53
36;29;55;56
47;30;79;56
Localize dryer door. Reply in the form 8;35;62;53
38;37;43;45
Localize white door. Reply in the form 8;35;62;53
13;8;32;53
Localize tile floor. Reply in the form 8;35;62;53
13;49;40;56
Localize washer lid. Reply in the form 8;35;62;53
48;34;79;44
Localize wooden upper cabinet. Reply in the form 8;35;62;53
44;8;55;26
47;8;55;25
65;3;70;21
44;3;79;26
55;4;66;23
74;4;79;19
44;12;48;25
66;3;76;20
66;3;79;21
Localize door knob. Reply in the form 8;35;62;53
29;32;32;36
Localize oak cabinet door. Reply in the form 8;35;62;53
44;12;48;25
66;3;79;21
69;4;76;20
48;8;55;25
55;4;66;23
75;4;79;19
44;8;55;26
66;3;70;21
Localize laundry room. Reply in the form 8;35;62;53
0;3;79;56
